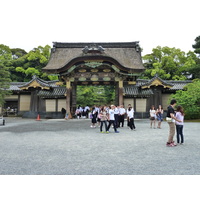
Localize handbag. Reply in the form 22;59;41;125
166;117;172;122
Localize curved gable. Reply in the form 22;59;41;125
43;42;144;74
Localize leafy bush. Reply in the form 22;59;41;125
171;79;200;119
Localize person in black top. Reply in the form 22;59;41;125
166;99;182;147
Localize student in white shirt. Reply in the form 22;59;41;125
106;105;119;133
119;105;126;127
127;106;136;130
114;105;120;128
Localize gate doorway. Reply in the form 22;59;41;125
76;85;115;107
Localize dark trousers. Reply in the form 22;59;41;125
129;118;136;130
100;120;107;132
119;115;125;127
114;114;119;128
107;120;117;132
176;125;184;143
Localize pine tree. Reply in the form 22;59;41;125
190;36;200;78
192;35;200;56
0;44;11;107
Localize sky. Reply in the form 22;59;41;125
0;0;199;56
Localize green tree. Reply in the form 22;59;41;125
142;46;198;80
192;35;200;55
10;45;52;82
189;36;200;79
0;44;12;107
77;85;115;106
171;79;200;119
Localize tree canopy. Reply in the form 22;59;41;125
0;44;12;106
189;35;200;79
171;79;200;119
76;85;115;107
141;46;198;80
192;35;200;56
10;45;53;82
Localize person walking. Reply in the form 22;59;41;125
127;106;136;130
150;105;156;128
175;105;185;144
99;106;108;133
126;104;132;127
106;105;119;133
156;105;163;128
166;99;182;147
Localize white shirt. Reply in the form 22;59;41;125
85;106;90;111
108;109;115;120
175;112;184;125
114;107;119;114
119;108;126;115
127;110;134;118
95;107;99;113
150;109;156;117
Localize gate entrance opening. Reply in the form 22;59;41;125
76;85;115;107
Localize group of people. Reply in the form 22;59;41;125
149;105;164;129
75;100;185;146
75;105;90;119
91;104;136;133
76;104;136;133
149;101;185;147
166;99;185;147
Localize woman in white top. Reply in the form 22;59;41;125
175;105;185;144
150;105;156;129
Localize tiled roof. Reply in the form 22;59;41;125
137;77;192;90
19;75;58;89
9;76;59;91
8;76;192;98
139;74;174;88
124;86;153;97
43;42;144;73
167;80;192;90
8;82;26;91
37;87;66;98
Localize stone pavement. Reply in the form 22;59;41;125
0;117;200;175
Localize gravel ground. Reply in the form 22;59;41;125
0;117;200;175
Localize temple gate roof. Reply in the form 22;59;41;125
43;42;145;74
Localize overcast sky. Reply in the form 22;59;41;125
1;0;199;55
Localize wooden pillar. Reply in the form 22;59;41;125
115;82;119;105
72;83;77;114
119;80;124;106
66;80;72;119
